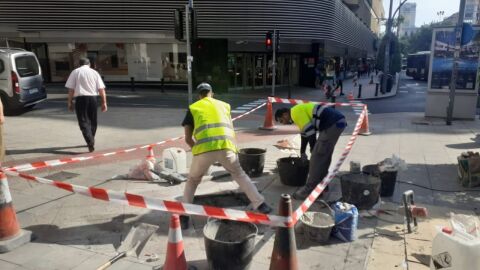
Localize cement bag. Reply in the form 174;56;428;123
331;202;358;242
127;158;161;181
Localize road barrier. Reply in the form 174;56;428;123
4;96;366;228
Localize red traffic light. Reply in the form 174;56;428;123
266;31;273;51
266;38;272;46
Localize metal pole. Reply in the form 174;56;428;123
446;0;466;125
271;29;277;97
382;0;394;93
185;4;193;105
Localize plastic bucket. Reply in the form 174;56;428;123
203;219;257;270
362;164;398;197
276;157;309;186
300;211;335;244
340;173;381;210
238;148;266;177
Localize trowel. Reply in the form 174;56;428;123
96;223;158;270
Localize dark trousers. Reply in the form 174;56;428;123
75;96;98;146
305;119;346;191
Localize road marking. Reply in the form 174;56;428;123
232;99;266;114
399;90;409;93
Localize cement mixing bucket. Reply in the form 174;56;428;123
203;219;257;270
300;211;335;244
238;148;266;177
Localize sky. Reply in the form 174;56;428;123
382;0;461;26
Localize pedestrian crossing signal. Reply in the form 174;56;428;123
266;31;273;51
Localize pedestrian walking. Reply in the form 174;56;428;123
180;83;273;229
65;58;107;152
275;103;346;200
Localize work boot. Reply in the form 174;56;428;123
179;215;190;230
255;202;273;214
292;186;312;200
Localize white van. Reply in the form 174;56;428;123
0;48;47;113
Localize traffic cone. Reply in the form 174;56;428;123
163;214;188;270
359;106;372;136
347;92;354;101
146;146;155;160
0;172;32;253
269;194;298;270
259;101;276;130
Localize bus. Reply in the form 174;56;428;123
406;51;430;81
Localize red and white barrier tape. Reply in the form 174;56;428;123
4;102;267;173
291;106;367;224
267;96;365;107
2;169;290;227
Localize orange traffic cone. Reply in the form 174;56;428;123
259;101;277;130
269;194;298;270
359;106;372;136
0;172;31;253
347;92;354;101
146;146;155;160
163;214;188;270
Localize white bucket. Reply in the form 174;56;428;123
162;147;187;174
430;229;480;270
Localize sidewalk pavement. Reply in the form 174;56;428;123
1;90;479;269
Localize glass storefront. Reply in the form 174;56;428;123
48;43;187;82
228;53;299;90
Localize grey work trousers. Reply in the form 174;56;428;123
304;119;346;191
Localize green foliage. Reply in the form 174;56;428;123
376;33;402;75
405;24;434;53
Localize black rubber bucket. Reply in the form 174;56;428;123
203;219;257;270
340;173;381;210
238;148;266;177
277;157;309;186
362;165;398;197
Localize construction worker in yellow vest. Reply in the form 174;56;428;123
180;83;273;229
275;103;346;200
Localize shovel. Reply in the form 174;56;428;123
96;223;158;270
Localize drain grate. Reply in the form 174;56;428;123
43;171;80;182
193;191;250;208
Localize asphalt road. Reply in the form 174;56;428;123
364;73;428;114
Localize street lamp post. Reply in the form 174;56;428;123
186;0;194;104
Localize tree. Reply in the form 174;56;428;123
406;24;434;53
376;33;402;75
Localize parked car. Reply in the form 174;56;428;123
0;48;47;113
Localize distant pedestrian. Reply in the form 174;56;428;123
180;83;272;229
66;58;108;152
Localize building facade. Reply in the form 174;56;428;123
399;2;417;37
0;0;377;91
464;0;480;24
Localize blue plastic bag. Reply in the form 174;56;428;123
331;202;358;242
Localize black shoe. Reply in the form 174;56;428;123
88;145;95;153
255;203;273;214
179;215;190;230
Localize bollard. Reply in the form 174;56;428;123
330;95;336;109
375;83;379;97
130;77;135;92
357;84;362;99
269;194;298;270
161;78;165;93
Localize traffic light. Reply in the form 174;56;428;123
266;31;273;51
174;9;184;41
190;8;198;40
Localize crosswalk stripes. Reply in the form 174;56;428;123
348;100;371;116
231;98;266;114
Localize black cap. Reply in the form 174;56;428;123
196;83;212;92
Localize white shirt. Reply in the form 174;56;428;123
65;65;106;97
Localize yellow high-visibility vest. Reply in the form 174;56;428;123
189;97;237;155
291;103;326;137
